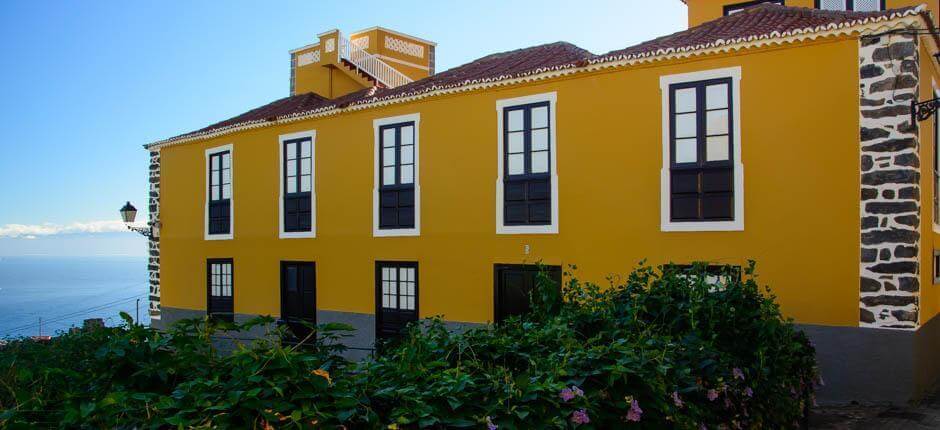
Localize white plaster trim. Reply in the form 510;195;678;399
495;92;559;235
316;28;339;37
146;9;930;150
373;113;421;237
288;42;320;54
278;130;317;239
376;54;429;71
659;67;744;232
350;26;437;46
205;144;234;241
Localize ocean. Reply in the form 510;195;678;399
0;256;149;338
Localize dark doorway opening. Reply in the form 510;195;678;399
494;264;561;323
280;261;317;340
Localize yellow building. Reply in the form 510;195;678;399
143;2;940;403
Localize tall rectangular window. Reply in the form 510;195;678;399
207;259;234;322
935;91;939;227
206;147;232;237
815;0;883;11
724;0;783;15
375;261;418;341
379;122;416;230
669;78;735;222
503;102;552;226
284;137;313;233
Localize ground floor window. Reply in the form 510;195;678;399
375;261;418;341
207;259;234;322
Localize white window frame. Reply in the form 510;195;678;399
496;92;559;235
278;130;317;239
205;144;234;240
660;67;744;232
373;113;421;237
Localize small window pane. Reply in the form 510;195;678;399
706;110;729;135
401;145;414;164
508;132;524;153
211;185;220;200
286;143;297;160
532;129;549;151
300;176;311;192
852;0;880;11
301;141;311;157
287;179;297;193
301;158;311;175
818;0;846;10
401;165;414;184
388;268;397;281
531;151;549;173
531;106;548;129
675;113;697;138
405;296;415;310
383;167;396;185
383;148;395;166
675;88;697;113
400;268;408;282
222;184;231;199
382;129;396;147
286;162;296;176
706;84;728;110
675;138;697;163
706;136;730;162
383;267;391;280
222;154;231;168
382;295;391;308
211;156;220;169
222;169;231;184
508;153;524;175
400;126;414;146
508;109;524;131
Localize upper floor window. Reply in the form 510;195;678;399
205;145;233;239
660;68;743;232
724;0;783;15
934;88;940;230
373;114;420;237
815;0;883;11
279;131;316;238
207;258;234;322
496;92;559;235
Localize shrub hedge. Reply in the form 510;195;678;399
0;262;817;429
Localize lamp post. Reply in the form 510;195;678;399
119;201;158;238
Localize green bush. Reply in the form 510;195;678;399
0;262;817;429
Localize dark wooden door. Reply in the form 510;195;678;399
494;264;561;323
280;262;316;339
375;262;418;341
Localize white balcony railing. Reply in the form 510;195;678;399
338;35;413;88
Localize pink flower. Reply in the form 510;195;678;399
626;399;643;422
560;386;584;402
707;389;719;401
672;391;684;408
732;368;745;381
486;416;497;430
571;409;590;425
743;387;754;398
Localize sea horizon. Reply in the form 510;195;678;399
0;255;149;338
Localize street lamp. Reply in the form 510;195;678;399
120;201;158;238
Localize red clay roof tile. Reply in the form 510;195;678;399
156;4;924;146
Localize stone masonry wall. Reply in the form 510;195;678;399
149;150;161;320
858;33;920;329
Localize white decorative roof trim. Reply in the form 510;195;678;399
147;7;932;150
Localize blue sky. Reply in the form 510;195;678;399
0;0;685;256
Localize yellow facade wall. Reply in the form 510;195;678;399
920;38;940;324
159;37;863;327
686;1;938;27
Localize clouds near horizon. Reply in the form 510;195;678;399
0;220;132;238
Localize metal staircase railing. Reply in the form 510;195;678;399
338;35;413;88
